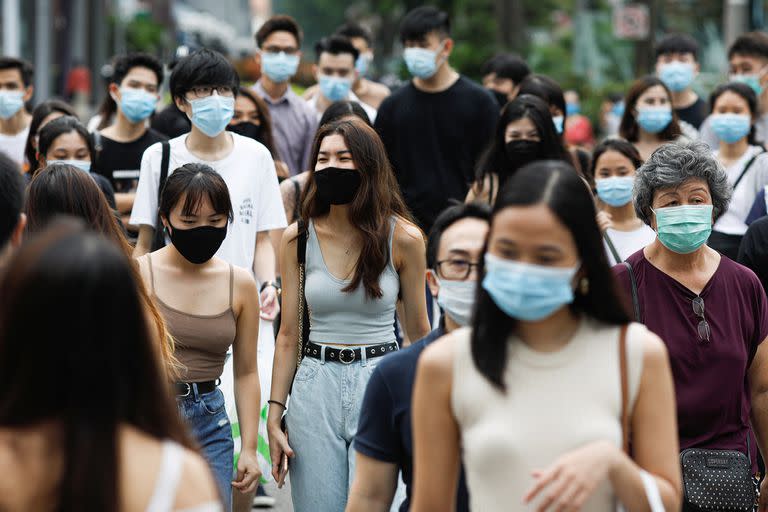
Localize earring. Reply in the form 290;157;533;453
579;277;589;295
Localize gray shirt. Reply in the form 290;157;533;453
254;81;318;176
700;112;768;150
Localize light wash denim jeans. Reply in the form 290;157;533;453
178;386;234;512
286;344;389;512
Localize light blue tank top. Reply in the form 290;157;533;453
305;218;400;344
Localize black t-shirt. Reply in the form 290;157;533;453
355;326;470;512
151;103;191;139
738;216;768;293
676;97;708;129
94;128;167;192
375;76;498;232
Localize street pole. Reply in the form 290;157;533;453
724;0;750;49
2;0;21;56
35;0;52;101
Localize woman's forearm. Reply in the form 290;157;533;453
234;370;261;452
610;451;680;512
267;332;298;426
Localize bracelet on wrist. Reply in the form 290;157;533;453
268;399;287;410
260;281;281;295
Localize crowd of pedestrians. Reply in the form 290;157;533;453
5;4;768;512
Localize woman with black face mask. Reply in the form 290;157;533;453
136;163;262;511
266;118;431;511
466;94;571;205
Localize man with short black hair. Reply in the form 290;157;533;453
0;153;25;269
348;202;490;512
253;15;318;176
375;6;498;233
0;57;34;168
481;53;530;105
307;35;377;121
654;34;707;129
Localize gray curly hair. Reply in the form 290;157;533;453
634;142;732;225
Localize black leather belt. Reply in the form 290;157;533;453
304;341;398;364
175;379;218;397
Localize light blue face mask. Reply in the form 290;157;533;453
730;72;765;97
596;176;635;207
404;45;443;79
659;62;695;92
566;103;580;116
710;113;752;144
50;159;91;173
261;52;300;83
119;87;158;123
435;277;476;327
636;106;672;134
552;115;564;134
654;204;713;254
189;93;235;137
482;253;579;322
355;53;371;77
0;90;25;120
318;75;353;102
612;101;625;118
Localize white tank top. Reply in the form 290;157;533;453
451;319;646;512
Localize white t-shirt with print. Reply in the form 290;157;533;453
0;125;29;168
130;132;288;271
714;145;768;235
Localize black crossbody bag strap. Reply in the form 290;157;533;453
604;232;622;265
622;261;641;323
732;149;766;191
151;141;171;251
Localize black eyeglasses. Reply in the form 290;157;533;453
692;296;711;343
435;259;480;281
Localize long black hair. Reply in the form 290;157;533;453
23;99;77;170
36;116;95;171
0;221;193;511
709;82;760;146
475;94;570;189
470;161;631;390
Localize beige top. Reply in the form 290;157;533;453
451;318;646;511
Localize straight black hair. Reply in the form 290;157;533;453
620;76;682;142
470;161;631;389
400;6;450;44
23;99;77;168
170;49;240;102
0;56;34;87
255;15;303;48
481;54;530;84
158;163;234;223
590;139;644;177
336;22;373;47
314;35;360;62
96;52;164;130
318;100;372;127
710;82;760;145
518;74;567;119
0;153;23;247
655;33;699;61
37;116;95;166
729;31;768;61
427;202;491;268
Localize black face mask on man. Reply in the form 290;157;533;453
167;222;227;264
227;122;264;144
313;167;362;205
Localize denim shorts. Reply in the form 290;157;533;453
177;386;234;512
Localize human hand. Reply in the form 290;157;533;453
758;475;768;511
596;211;613;233
275;161;291;180
523;440;619;512
232;449;261;493
260;286;280;321
267;423;294;488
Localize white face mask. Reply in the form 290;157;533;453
435;276;476;326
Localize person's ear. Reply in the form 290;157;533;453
426;269;440;298
649;210;658;231
11;213;26;248
442;38;454;57
108;82;121;102
37;154;46;168
174;96;190;115
160;215;171;233
22;85;33;102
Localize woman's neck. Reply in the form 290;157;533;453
164;242;215;273
324;204;353;229
515;307;581;353
605;202;641;228
718;138;749;161
644;238;712;272
637;130;660;145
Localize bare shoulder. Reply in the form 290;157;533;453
418;331;459;379
172;449;221;509
368;80;391;98
282;222;300;246
634;324;670;371
394;218;425;248
233;265;258;301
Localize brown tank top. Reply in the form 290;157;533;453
148;255;237;382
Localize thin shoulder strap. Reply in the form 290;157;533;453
619;324;630;454
292;178;301;223
622;261;641;322
297;219;308;265
145;441;185;512
604;232;622;265
228;264;234;309
733;147;766;191
147;254;156;294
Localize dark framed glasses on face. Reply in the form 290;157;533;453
436;259;479;281
692;296;711;343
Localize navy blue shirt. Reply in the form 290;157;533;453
354;326;470;511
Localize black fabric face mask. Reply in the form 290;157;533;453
492;90;509;108
504;139;541;172
167;222;227;264
227;122;264;143
313;167;362;205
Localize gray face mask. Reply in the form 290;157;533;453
436;277;476;326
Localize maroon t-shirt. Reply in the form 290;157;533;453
614;250;768;466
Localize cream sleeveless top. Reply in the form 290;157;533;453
451;319;646;511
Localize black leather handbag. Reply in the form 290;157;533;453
680;445;756;511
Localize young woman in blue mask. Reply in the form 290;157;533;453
36;115;117;210
412;160;681;511
466;94;570;205
614;142;768;511
707;82;768;259
267;118;430;511
136;164;263;511
620;76;692;161
592;139;656;264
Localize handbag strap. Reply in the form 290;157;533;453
619;324;630;454
151;141;172;251
296;219;309;366
732;148;766;191
604;231;622;264
622;261;641;322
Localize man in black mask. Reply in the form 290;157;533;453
481;53;530;107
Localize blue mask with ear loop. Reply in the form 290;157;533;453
552;115;564;134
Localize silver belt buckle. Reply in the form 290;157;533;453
338;348;356;365
177;382;191;397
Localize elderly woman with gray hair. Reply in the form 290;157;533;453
614;141;768;511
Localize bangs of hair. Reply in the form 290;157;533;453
179;173;233;221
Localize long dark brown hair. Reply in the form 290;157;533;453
301;118;415;299
233;87;279;160
619;76;682;143
0;221;194;511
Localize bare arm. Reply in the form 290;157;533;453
411;336;460;512
133;224;154;258
254;230;279;320
749;340;768;508
115;192;136;214
346;454;399;512
394;220;430;343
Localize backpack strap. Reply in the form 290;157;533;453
151;141;171;251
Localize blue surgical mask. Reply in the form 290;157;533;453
552;115;564;134
710;113;752;144
50;159;91;173
355;53;372;77
482;253;579;322
189;93;235;137
119;87;158;123
612;101;625;118
596;176;635;207
659;62;695;92
636;106;672;134
566;103;580;116
435;277;476;327
404;45;443;79
654;205;713;254
261;52;300;83
730;72;765;97
318;75;353;102
0;90;24;120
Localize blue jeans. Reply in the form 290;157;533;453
286;345;388;511
178;386;234;512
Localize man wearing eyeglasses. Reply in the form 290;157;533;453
347;202;490;512
253;15;318;177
